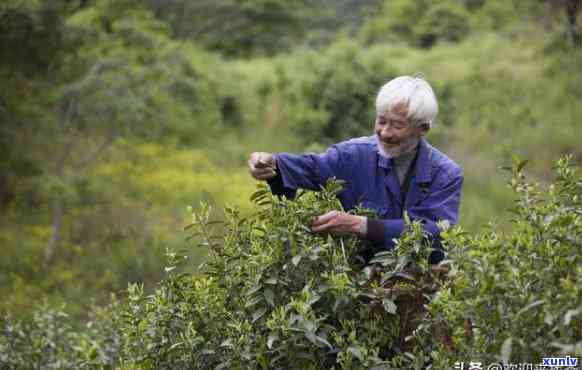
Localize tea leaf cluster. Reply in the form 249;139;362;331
408;156;582;367
118;180;441;369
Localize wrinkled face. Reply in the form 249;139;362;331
374;105;427;157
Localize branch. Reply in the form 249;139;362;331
73;126;119;172
55;100;79;175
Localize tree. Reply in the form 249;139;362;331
1;0;225;264
0;0;70;212
144;0;316;57
360;0;472;48
42;0;227;264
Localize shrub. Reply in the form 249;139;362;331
360;0;471;48
408;156;582;367
0;299;122;369
1;157;580;369
118;180;443;369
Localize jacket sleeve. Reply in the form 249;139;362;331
267;145;346;198
368;171;463;263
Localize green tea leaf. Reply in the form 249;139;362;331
252;307;268;323
264;288;275;307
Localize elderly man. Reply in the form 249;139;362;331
248;75;463;263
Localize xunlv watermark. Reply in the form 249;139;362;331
454;357;579;369
540;356;578;367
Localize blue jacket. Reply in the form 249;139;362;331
268;136;463;262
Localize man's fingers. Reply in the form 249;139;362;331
257;153;273;168
311;211;360;236
311;223;331;233
312;211;337;227
249;164;276;180
252;167;275;176
311;216;335;233
248;152;276;180
250;152;274;169
249;153;264;168
254;160;270;169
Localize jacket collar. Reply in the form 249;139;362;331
415;138;432;183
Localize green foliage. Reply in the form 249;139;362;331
0;0;253;318
0;299;122;369
2;160;581;367
2;0;582;362
0;141;255;318
408;156;582;367
273;40;397;146
359;0;569;49
416;1;472;48
361;0;472;48
144;0;316;57
64;0;225;142
0;0;73;207
0;180;444;368
0;306;79;369
118;180;442;368
0;0;70;77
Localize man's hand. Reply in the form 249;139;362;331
248;152;277;180
311;211;366;236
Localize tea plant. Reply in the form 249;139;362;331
0;298;122;369
408;156;582;368
2;157;579;369
118;180;442;369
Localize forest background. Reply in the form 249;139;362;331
1;0;581;321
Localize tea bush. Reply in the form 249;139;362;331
0;180;443;369
1;158;580;369
0;299;122;369
407;156;582;368
118;180;443;369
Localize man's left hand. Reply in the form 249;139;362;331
311;211;366;236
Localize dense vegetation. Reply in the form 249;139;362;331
1;0;581;367
1;159;580;368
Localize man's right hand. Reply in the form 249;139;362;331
248;152;277;180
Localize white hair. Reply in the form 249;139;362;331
375;74;438;128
